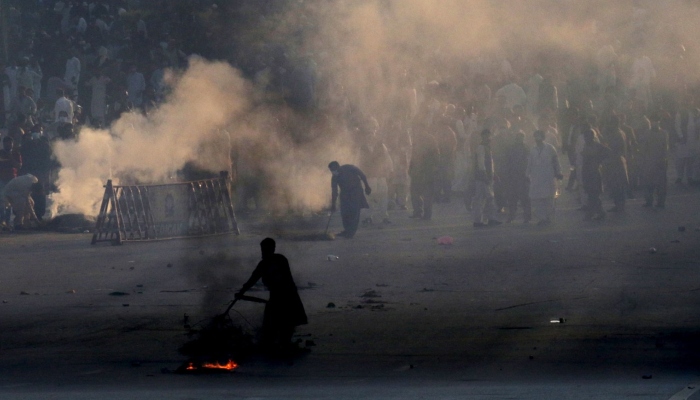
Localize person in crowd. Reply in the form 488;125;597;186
600;115;630;212
54;88;74;123
504;131;531;223
359;122;393;225
409;128;440;220
638;116;670;209
64;49;81;98
472;129;501;227
387;124;411;211
434;113;458;203
20;124;52;220
619;113;639;196
0;136;22;227
126;64;146;109
673;103;699;185
581;129;610;221
236;238;307;355
86;69;111;127
328;161;371;238
2;174;40;230
527;130;563;226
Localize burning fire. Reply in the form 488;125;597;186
185;360;238;371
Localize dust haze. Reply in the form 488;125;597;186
52;0;700;216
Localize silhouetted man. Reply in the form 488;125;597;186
236;238;307;354
328;161;371;238
581;129;610;220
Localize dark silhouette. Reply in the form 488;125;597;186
328;161;371;238
236;238;307;354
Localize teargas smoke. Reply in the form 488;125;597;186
51;58;356;216
51;0;700;216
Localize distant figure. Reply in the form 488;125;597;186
0;136;22;227
504;131;531;224
409;129;439;220
637;117;669;209
54;89;74;123
472;129;501;227
2;174;40;230
236;238;307;353
527;130;563;226
328;161;371;238
581;129;610;221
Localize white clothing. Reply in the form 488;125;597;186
495;83;527;111
2;174;37;207
54;96;74;123
527;142;561;200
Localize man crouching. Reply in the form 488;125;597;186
2;174;41;230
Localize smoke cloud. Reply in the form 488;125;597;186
52;0;700;216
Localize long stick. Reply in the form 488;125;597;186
222;294;268;316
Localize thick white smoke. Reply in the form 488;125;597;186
52;58;355;216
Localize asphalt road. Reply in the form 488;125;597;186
0;182;699;399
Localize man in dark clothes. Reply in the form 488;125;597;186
637;116;669;208
236;238;307;353
581;129;610;221
328;161;371;238
409;130;440;220
504;130;532;223
600;115;629;212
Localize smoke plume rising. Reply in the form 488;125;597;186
52;0;700;216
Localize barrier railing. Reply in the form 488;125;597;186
91;171;239;245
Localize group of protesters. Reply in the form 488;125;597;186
0;0;222;229
2;1;700;234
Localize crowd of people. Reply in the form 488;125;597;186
320;4;700;237
1;1;699;233
0;0;222;230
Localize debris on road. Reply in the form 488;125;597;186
66;289;76;294
326;302;336;308
327;255;339;261
361;290;381;298
649;247;657;254
20;291;30;295
678;226;686;232
642;375;652;379
109;291;129;296
437;236;454;245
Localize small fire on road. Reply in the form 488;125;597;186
182;359;239;373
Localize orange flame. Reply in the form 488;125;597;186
202;360;238;370
185;360;238;371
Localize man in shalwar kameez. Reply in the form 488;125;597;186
526;130;563;226
328;161;371;238
237;238;307;354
